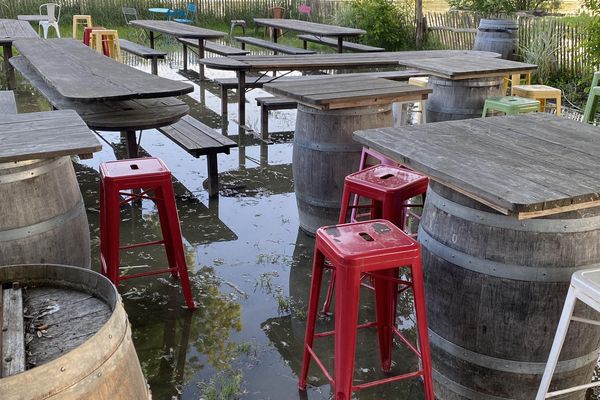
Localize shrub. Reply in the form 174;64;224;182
520;22;559;84
447;0;560;13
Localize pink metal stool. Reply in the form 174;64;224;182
358;147;402;170
299;220;434;400
99;157;196;309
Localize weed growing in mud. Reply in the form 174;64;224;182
198;369;245;400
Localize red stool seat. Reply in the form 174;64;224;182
299;220;434;399
99;157;195;309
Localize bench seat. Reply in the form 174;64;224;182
119;39;166;75
256;96;297;140
0;90;17;114
179;38;249;74
157;115;236;197
235;36;316;55
297;34;385;52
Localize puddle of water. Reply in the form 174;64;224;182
7;37;595;399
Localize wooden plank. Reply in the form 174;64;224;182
399;56;537;80
158;115;236;157
1;284;25;377
130;20;225;40
119;39;166;58
13;39;193;102
178;38;249;56
0;19;37;44
297;34;384;52
235;36;316;55
253;18;365;37
0;90;17;114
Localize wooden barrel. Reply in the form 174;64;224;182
0;157;91;268
473;19;519;60
419;182;600;400
0;264;149;399
426;76;503;122
293;103;392;235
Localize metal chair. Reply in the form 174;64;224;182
298;4;312;20
536;268;600;399
173;3;197;24
39;3;61;38
122;6;138;24
583;71;600;124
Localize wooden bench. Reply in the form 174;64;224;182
235;36;316;55
256;96;297;140
0;90;17;114
119;39;167;76
179;38;249;73
1;283;25;378
297;34;385;52
157;115;236;197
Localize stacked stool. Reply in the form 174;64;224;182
99;157;196;309
90;29;122;62
72;15;92;39
503;72;531;95
482;96;540;117
511;84;562;115
299;219;434;399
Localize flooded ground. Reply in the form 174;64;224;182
7;39;595;399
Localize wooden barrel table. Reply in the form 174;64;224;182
0;264;149;399
419;182;600;400
293;104;392;234
0;157;91;268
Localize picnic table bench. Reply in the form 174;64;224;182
297;34;384;52
119;39;167;75
0;90;17;114
157;115;237;197
235;36;315;55
178;37;249;73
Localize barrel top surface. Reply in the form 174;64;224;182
264;76;432;109
0;110;101;162
354;113;600;218
399;55;536;80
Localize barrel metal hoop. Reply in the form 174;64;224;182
418;227;586;282
429;329;600;374
295;192;341;208
0;157;67;184
426;105;489;115
297;103;391;116
0;199;85;241
293;139;361;153
427;187;600;233
433;369;510;400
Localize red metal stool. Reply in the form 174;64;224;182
299;220;434;400
99;157;196;309
322;165;429;314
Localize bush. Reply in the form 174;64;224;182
334;0;416;51
582;0;600;67
520;22;559;84
447;0;560;13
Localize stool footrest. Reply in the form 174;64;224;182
354;370;424;392
119;267;178;280
120;239;164;250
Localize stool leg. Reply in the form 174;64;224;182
299;248;326;390
338;183;352;224
535;285;577;400
99;181;108;276
153;187;179;278
334;268;361;400
411;256;435;400
105;184;122;286
383;195;407;230
321;268;336;315
555;95;561;116
373;267;398;372
540;98;546;113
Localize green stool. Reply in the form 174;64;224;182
482;96;541;117
583;71;600;124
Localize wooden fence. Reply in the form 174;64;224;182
426;11;593;74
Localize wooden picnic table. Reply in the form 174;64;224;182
0;19;38;89
353;113;600;399
200;49;499;133
11;39;193;157
253;18;365;53
129;19;226;80
264;75;431;233
398;55;537;121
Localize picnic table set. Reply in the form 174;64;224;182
0;5;599;400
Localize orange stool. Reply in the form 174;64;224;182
83;26;104;46
99;157;196;309
90;29;122;62
72;15;92;39
299;220;434;400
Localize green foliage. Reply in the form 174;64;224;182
519;22;559;84
583;0;600;68
447;0;559;12
334;0;416;50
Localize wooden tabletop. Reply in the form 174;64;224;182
398;55;537;80
354;113;600;219
253;18;365;37
13;38;193;102
11;56;189;131
129;20;226;39
264;76;431;110
0;110;101;162
200;50;500;72
17;15;48;22
0;19;38;45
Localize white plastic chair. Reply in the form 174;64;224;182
39;3;61;38
536;268;600;399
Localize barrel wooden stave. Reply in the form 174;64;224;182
419;182;600;399
426;77;503;122
293;104;392;235
0;157;90;268
0;264;149;400
473;19;519;60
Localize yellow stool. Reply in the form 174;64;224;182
503;72;531;95
90;29;122;62
72;15;92;39
408;76;429;124
511;84;562;115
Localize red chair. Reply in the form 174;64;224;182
99;157;196;309
299;220;434;400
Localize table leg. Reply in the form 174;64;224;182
237;70;246;136
182;43;188;72
3;45;15;90
123;130;139;158
337;37;343;53
151;57;158;75
149;31;155;49
198;39;205;81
